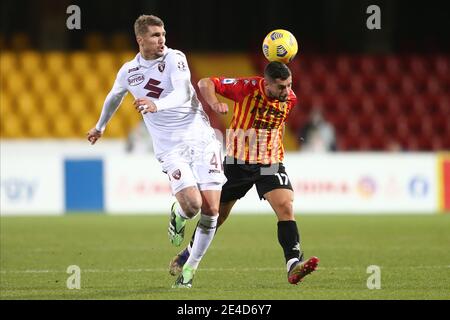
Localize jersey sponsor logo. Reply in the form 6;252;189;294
128;66;139;73
144;78;164;98
127;73;145;86
177;61;187;71
208;169;221;174
172;169;181;180
221;78;236;85
158;62;166;73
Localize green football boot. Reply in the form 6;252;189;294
168;202;186;246
172;264;195;288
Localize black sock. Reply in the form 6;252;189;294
277;220;303;263
188;221;199;249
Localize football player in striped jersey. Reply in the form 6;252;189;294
169;61;319;285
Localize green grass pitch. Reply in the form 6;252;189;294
1;214;449;300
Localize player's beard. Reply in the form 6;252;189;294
141;45;164;60
268;90;287;102
278;95;288;102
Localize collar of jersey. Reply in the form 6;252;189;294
136;46;168;68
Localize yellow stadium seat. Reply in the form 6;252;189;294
122;93;134;106
18;51;43;74
16;93;37;117
0;92;12;115
120;102;136;117
4;72;28;96
42;94;62;115
0;112;25;138
104;117;126;138
0;107;12;135
29;72;52;93
93;52;117;76
118;51;136;65
120;102;139;121
117;96;141;132
0;52;18;76
66;93;88;116
27;113;51;138
119;95;137;118
100;73;115;90
51;113;76;138
68;52;93;75
74;113;97;136
122;113;141;134
81;73;102;95
44;52;67;75
55;73;79;94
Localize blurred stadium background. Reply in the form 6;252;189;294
1;0;450;299
1;0;449;149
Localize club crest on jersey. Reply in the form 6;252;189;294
172;169;182;180
127;73;145;86
158;62;165;73
177;61;187;71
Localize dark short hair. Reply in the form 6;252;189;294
134;15;164;37
264;61;291;81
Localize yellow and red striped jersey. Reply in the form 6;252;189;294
211;76;297;164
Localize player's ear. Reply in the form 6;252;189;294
136;35;143;46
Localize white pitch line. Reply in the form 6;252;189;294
1;265;449;274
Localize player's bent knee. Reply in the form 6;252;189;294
201;205;219;216
184;198;202;218
177;187;202;218
275;200;294;219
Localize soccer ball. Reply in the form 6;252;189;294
262;29;298;64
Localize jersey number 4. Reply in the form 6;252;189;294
210;153;224;171
144;78;164;98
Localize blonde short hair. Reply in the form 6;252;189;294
134;15;164;37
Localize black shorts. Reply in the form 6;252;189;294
220;157;293;203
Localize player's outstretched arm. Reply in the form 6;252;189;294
87;127;102;145
88;65;128;144
198;78;228;114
